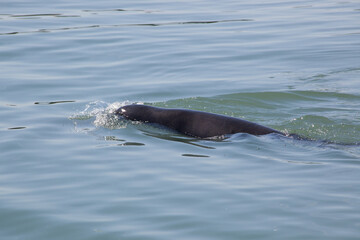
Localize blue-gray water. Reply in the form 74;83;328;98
1;0;360;239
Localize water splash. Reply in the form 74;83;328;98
69;101;137;131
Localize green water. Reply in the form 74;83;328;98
1;0;360;239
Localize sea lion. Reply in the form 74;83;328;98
115;104;284;138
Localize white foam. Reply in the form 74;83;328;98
70;101;134;130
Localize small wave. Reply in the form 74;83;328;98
283;114;360;145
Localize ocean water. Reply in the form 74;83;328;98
1;0;360;239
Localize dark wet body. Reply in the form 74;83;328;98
116;104;285;138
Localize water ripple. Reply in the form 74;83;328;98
0;18;253;35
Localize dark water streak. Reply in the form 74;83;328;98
0;18;252;36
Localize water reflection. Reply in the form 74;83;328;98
142;131;216;150
103;136;145;146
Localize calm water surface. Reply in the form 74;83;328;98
1;0;360;239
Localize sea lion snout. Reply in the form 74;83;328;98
115;105;147;121
115;107;124;114
115;107;129;118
